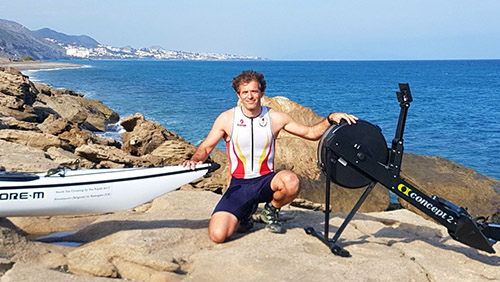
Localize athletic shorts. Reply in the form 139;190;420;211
212;172;276;220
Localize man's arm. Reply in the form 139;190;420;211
273;111;358;141
181;110;231;169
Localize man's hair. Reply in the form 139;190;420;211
232;70;266;93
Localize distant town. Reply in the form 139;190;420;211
62;44;265;60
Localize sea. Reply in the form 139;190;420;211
24;60;500;180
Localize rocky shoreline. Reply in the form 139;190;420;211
0;66;499;281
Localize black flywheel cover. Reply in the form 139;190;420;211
317;120;388;188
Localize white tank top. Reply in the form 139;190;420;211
226;106;275;179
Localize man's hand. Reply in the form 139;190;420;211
181;160;203;170
328;112;358;125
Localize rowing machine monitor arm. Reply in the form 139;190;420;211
307;83;500;257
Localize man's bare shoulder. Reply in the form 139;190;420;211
212;108;235;129
269;108;290;121
217;108;234;120
269;108;294;133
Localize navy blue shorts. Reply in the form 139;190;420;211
212;172;276;220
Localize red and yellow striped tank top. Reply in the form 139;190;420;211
226;106;275;179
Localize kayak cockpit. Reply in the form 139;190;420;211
0;171;40;181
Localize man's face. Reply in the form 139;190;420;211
237;80;263;112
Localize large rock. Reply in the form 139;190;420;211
37;114;72;135
400;153;500;218
180;148;230;193
57;123;121;150
0;116;38;131
0;67;38;110
0;139;59;172
150;139;197;164
261;96;500;217
35;93;119;132
0;105;38;122
0;67;119;130
121;113;184;156
0;129;69;151
46;146;95;168
75;144;164;168
260;96;391;213
0;218;27;259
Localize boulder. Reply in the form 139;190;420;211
37;114;72;135
0;116;38;131
149;139;196;165
34;82;83;97
0;67;38;110
57;124;121;150
260;96;500;217
0;218;27;259
0;67;119;130
119;112;142;131
121;113;183;156
180;149;230;193
35;94;119;132
0;106;38;122
0;129;69;151
46;147;94;168
260;96;391;213
400;153;500;218
75;144;164;167
0;140;59;172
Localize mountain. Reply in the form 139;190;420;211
0;18;265;61
0;19;67;60
34;28;100;48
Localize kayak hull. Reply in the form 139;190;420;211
0;164;212;217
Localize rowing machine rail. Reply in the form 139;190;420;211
306;83;500;257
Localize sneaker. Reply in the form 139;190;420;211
260;202;284;234
237;203;258;233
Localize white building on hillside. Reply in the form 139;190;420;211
65;46;90;58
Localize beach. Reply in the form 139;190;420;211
0;60;82;71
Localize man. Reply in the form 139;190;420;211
182;70;357;243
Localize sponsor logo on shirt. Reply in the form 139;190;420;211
259;116;268;127
237;119;247;127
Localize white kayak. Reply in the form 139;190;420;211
0;163;219;217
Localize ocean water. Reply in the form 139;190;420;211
25;60;500;180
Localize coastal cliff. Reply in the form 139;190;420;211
0;66;499;281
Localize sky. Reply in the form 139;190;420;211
2;0;500;60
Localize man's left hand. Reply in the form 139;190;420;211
328;112;358;125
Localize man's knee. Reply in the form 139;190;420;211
281;171;300;196
208;212;237;243
208;227;227;243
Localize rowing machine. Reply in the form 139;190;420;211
305;83;500;257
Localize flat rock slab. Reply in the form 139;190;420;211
17;190;498;282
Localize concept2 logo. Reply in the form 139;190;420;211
0;191;44;201
397;184;454;224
